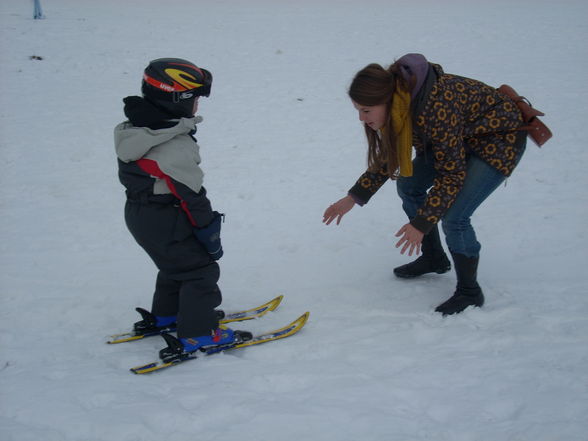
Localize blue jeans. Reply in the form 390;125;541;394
397;153;508;258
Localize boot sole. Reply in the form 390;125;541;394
393;265;451;279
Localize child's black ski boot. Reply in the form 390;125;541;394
133;308;177;335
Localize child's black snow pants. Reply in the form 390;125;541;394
124;194;221;338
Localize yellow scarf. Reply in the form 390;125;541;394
391;85;413;177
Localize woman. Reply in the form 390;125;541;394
323;53;527;315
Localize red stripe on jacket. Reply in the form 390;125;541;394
136;158;198;226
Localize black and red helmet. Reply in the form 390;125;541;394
141;58;212;118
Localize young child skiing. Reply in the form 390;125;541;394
114;58;235;360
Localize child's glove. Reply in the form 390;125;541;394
194;211;224;260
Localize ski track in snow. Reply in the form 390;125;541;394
1;0;587;440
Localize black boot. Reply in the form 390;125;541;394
435;253;484;316
394;224;451;278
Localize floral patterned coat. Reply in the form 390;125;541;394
348;62;527;234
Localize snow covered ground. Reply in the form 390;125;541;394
1;0;587;440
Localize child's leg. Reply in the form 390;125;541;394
151;271;180;318
176;263;223;338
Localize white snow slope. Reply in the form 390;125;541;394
1;1;587;440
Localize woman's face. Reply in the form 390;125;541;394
352;101;388;131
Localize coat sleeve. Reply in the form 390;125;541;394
348;165;389;206
410;99;467;234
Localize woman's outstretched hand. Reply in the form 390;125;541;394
323;195;356;225
395;223;424;256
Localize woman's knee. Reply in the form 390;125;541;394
441;216;472;234
441;218;480;256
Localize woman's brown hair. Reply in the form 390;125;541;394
348;62;413;178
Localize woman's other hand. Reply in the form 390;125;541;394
395;223;424;255
323;195;356;225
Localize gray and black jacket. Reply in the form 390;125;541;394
114;96;214;228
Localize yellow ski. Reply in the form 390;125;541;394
130;312;309;374
107;295;283;344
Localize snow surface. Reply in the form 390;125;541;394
1;0;587;440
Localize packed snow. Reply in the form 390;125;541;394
1;0;587;440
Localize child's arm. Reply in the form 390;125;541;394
173;180;223;259
135;157;214;227
133;156;223;260
173;182;215;228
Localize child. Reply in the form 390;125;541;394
114;58;235;359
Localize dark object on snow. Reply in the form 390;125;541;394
34;0;44;19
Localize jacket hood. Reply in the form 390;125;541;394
396;53;430;99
